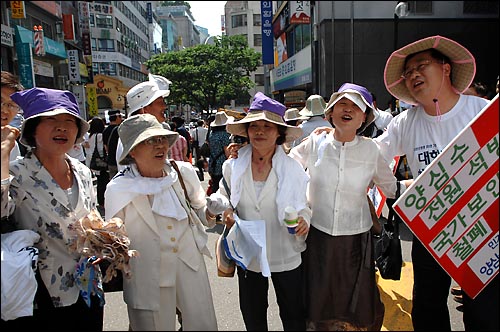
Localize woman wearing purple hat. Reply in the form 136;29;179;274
1;88;104;329
289;83;408;330
220;92;311;330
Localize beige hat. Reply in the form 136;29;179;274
118;113;178;165
284;108;308;122
210;111;234;127
127;73;172;115
299;94;326;117
384;35;476;106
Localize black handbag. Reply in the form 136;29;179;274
374;182;403;280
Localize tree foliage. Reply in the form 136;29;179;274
145;35;261;112
159;1;191;10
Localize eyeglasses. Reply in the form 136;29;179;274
1;102;20;112
401;60;440;80
143;135;169;146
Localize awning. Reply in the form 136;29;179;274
15;25;67;59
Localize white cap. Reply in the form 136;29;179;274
127;73;172;115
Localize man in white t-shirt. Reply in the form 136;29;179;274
189;119;208;163
375;35;495;331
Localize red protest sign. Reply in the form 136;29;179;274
393;95;499;299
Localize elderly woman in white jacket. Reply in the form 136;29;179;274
105;114;226;331
220;92;311;331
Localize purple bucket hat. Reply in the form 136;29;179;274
324;83;376;135
11;87;90;146
226;92;302;143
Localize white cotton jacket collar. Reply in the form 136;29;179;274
104;162;187;221
226;144;309;225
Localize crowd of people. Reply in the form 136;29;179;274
1;34;498;331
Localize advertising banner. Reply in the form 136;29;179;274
290;1;311;24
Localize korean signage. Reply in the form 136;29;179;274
67;50;81;83
10;1;26;19
290;1;310;24
260;1;274;65
78;2;90;33
1;24;14;47
394;95;499;299
16;43;35;88
86;85;98;117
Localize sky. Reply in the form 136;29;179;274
188;1;227;37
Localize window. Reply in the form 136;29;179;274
253;14;261;26
254;34;262;46
254;74;265;86
95;14;113;29
232;14;247;28
98;39;115;51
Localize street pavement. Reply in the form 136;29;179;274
103;170;465;331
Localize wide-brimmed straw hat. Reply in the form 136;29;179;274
10;87;90;146
325;83;376;135
210;111;234;127
118;113;178;165
226;92;302;143
384;35;476;106
299;94;326;117
127;73;172;115
284;108;308;122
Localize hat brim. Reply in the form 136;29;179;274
210;115;235;127
226;110;303;143
118;127;178;165
20;108;90;146
129;89;170;115
325;91;373;116
384;35;476;106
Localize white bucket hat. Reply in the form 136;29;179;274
299;94;326;117
118;113;178;165
284;108;307;122
127;73;172;115
210;111;234;127
384;35;476;106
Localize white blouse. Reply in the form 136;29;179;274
290;132;400;236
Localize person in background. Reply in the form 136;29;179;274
168;121;189;162
463;81;490;99
105;113;224;331
1;87;104;329
67;133;88;164
291;94;332;148
282;108;307;153
190;119;209;163
207;111;233;194
172;116;192;161
360;92;394;138
290;83;405;331
102;109;124;178
86;117;109;211
221;92;311;331
377;35;497;331
1;71;24;160
116;73;172;172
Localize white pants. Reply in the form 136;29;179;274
127;256;217;331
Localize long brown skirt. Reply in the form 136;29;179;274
303;226;384;331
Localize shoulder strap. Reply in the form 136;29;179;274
107;126;118;148
170;159;191;205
